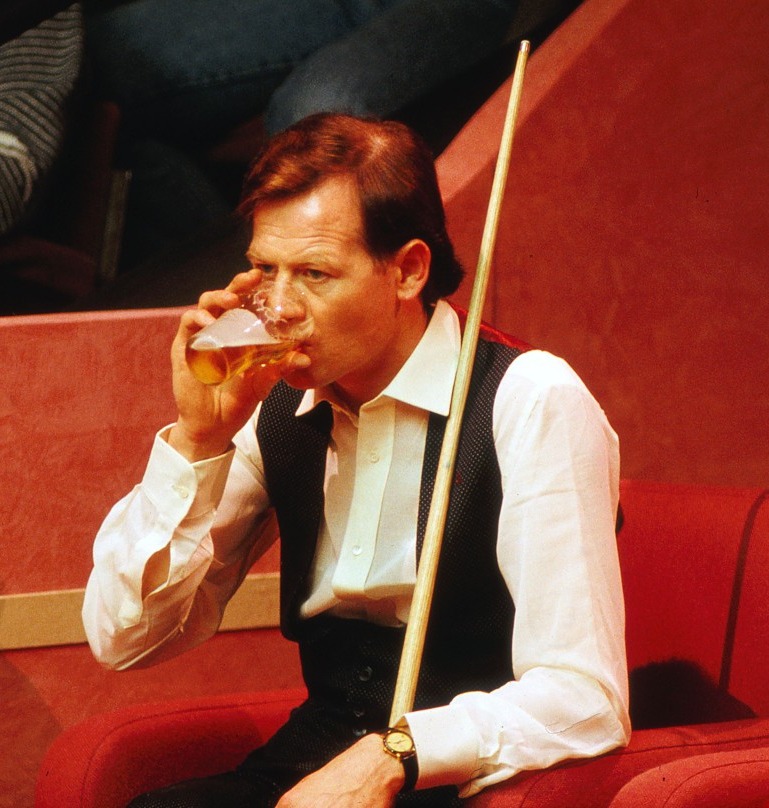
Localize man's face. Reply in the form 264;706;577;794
246;175;425;408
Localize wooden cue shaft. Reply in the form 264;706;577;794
389;40;531;725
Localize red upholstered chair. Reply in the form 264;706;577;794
34;480;769;807
34;689;306;808
470;482;769;806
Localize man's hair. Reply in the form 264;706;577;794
239;113;464;306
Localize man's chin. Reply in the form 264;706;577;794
280;368;317;391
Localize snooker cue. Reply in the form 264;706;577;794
389;39;531;725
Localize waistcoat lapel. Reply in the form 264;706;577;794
257;384;332;639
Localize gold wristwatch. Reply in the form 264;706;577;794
382;726;418;791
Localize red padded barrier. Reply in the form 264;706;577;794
437;0;769;488
0;309;181;593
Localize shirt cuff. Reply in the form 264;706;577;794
148;425;235;518
403;703;479;790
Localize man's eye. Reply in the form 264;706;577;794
303;268;328;281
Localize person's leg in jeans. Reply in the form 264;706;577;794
83;0;404;267
84;0;404;147
83;0;519;270
265;0;519;133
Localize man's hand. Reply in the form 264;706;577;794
167;269;309;461
277;733;405;808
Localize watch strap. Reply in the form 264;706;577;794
399;748;419;791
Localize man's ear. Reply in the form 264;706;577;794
393;239;431;301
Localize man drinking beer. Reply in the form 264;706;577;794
84;113;629;807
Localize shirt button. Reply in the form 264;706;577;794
351;545;362;557
368;450;380;463
172;484;190;499
352;727;368;738
358;666;373;682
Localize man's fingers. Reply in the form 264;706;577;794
197;288;241;316
178;307;217;340
226;268;263;296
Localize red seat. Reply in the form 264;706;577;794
34;480;769;806
34;689;306;808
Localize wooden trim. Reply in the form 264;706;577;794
0;572;281;651
220;572;281;632
0;588;86;649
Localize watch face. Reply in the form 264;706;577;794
385;729;414;754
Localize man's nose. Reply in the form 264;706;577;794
266;276;306;321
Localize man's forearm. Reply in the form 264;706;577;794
82;429;238;668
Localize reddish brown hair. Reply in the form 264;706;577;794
239;113;464;305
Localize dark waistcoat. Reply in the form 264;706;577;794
256;322;526;726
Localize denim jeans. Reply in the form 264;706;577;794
84;0;519;269
85;0;518;143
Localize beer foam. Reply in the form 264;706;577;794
203;308;282;348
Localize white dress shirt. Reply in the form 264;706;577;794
83;300;630;797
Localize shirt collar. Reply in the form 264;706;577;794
295;300;460;419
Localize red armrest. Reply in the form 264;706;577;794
469;719;769;807
609;747;769;807
34;688;306;808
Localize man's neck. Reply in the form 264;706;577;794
330;302;431;413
